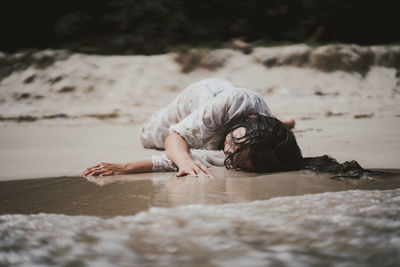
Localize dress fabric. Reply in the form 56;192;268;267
140;78;274;172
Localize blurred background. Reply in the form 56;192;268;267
1;0;398;54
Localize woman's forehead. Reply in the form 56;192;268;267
232;126;246;139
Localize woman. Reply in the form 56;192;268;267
81;78;368;178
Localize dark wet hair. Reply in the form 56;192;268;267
220;114;384;179
220;114;303;172
302;156;387;179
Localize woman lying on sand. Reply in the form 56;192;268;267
81;78;368;178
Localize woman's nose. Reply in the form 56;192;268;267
224;143;235;155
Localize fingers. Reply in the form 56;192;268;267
82;167;102;177
176;168;197;177
176;162;214;178
99;171;114;177
176;169;196;177
82;167;109;177
81;165;98;176
193;164;203;176
87;170;105;176
197;162;215;177
81;163;104;176
81;162;112;177
194;162;214;177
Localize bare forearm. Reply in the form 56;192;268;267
124;159;154;173
165;132;194;168
164;132;213;176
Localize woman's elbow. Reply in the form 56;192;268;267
164;131;178;148
164;131;186;149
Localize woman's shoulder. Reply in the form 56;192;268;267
218;86;264;101
215;86;272;118
185;78;261;99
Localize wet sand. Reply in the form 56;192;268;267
1;116;400;181
1;168;399;217
1;116;400;217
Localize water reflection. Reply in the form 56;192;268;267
1;168;399;217
1;189;400;267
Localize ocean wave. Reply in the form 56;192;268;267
1;189;400;266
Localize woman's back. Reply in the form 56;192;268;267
140;78;273;150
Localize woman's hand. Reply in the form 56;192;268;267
81;162;128;177
165;132;214;177
81;159;153;177
176;159;214;177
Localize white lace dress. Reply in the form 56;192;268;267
140;78;274;171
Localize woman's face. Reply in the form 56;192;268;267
224;127;254;171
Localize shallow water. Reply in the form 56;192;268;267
1;170;400;266
1;189;400;266
1;169;400;217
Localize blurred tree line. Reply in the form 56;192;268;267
1;0;398;54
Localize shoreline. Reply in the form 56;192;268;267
1;166;399;183
1;170;400;217
1;116;399;181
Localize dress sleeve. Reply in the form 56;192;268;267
168;88;271;148
151;154;178;172
151;149;225;172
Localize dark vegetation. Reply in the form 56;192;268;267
1;0;398;55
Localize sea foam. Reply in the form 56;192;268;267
1;189;400;266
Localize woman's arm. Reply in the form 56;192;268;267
81;159;153;177
165;132;214;177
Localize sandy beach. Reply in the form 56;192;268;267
0;116;399;181
1;44;399;180
1;44;400;266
